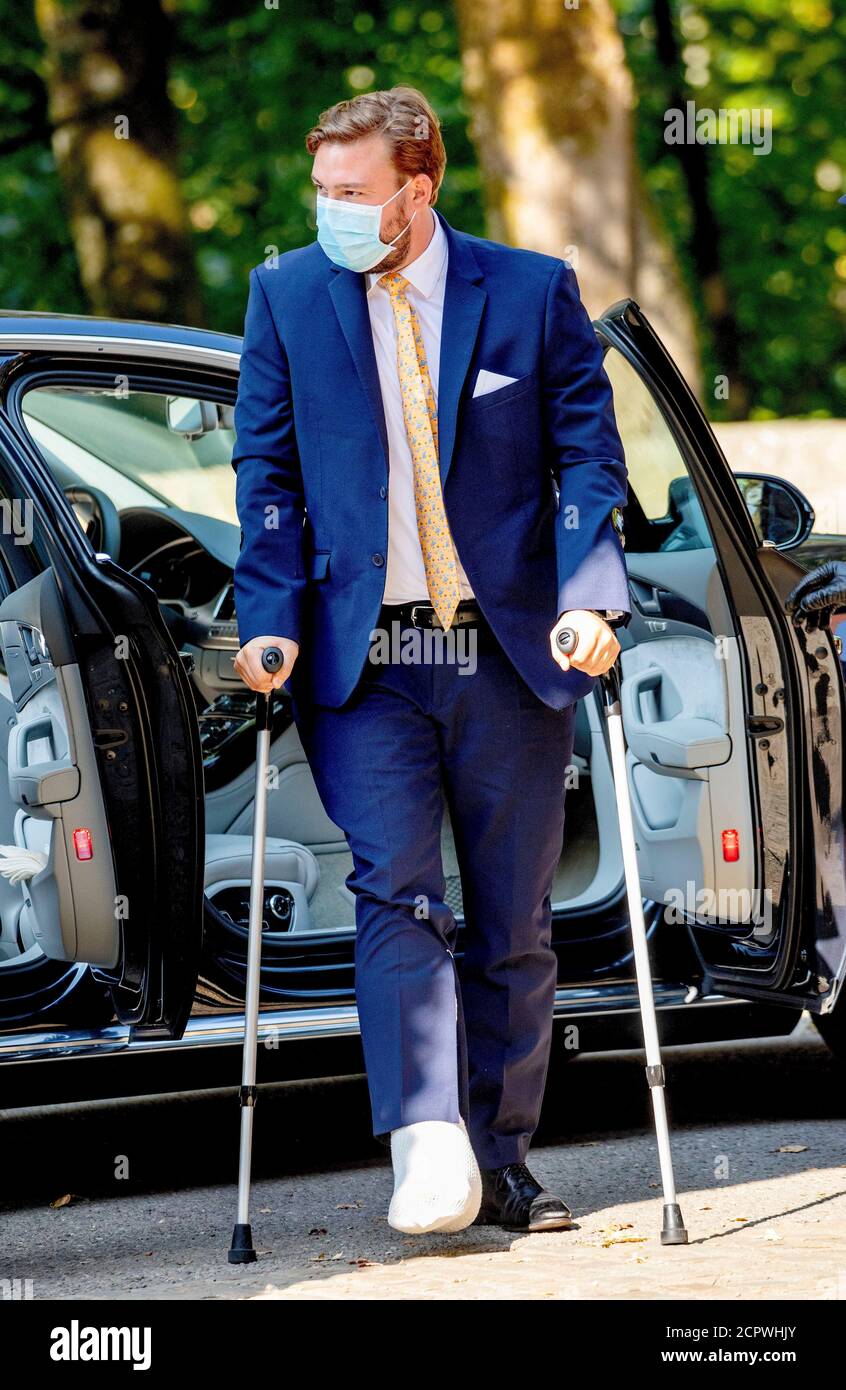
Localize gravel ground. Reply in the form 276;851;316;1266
3;1016;845;1301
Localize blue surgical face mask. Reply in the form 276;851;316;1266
315;179;418;273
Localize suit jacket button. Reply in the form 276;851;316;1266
371;552;385;567
379;485;387;500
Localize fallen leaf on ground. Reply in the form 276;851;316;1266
335;1202;363;1209
775;1144;808;1154
601;1236;647;1248
50;1194;75;1209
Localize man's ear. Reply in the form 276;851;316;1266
411;173;432;205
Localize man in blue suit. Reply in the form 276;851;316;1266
232;86;630;1235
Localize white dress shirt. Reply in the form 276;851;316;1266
366;213;475;605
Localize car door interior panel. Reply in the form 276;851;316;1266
0;572;119;967
619;615;756;929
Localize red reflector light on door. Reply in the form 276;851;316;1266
73;828;93;861
722;829;739;862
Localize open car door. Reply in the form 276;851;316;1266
597;301;846;1018
0;428;204;1038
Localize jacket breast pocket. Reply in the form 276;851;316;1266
306;549;331;581
466;372;536;412
461;374;542;505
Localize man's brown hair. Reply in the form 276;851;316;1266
305;86;447;204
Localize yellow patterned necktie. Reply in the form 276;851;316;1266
379;271;461;630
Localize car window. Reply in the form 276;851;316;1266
20;386;238;526
603;346;713;553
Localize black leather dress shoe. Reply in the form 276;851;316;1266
471;1162;574;1232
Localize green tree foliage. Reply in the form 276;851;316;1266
0;0;843;417
616;0;846;418
168;0;485;330
0;0;482;332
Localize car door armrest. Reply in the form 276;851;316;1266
622;667;731;773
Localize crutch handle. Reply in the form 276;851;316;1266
261;646;285;673
556;626;622;707
255;646;285;728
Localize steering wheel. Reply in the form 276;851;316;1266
63;485;122;561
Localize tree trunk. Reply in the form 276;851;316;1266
455;0;700;389
34;0;203;325
652;0;750;418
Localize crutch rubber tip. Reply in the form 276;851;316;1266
228;1223;258;1264
660;1203;688;1246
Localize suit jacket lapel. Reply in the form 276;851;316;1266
328;266;389;469
435;211;487;487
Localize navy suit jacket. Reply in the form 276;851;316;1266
231;209;631;710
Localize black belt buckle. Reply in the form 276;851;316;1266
409;603;436;629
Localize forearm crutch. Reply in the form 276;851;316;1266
557;626;688;1245
228;645;285;1264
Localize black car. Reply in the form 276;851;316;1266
0;298;843;1088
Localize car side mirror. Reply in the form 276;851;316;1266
166;395;219;439
735;472;815;552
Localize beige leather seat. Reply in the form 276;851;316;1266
204;834;319;902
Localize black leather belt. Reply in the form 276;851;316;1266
380;599;485;630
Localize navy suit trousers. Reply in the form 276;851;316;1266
293;615;577;1170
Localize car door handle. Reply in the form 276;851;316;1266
629;578;663;615
7;715;80;807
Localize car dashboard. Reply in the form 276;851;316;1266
114;506;290;791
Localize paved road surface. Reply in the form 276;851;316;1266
2;1016;845;1300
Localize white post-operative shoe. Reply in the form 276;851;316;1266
387;1115;483;1234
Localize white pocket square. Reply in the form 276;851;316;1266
472;369;519;398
